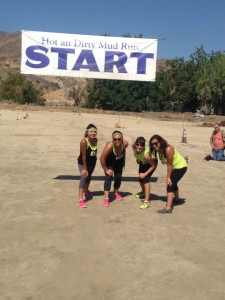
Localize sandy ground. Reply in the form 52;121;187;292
1;105;225;300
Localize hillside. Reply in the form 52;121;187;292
0;31;88;105
0;31;167;106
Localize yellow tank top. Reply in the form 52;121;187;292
161;149;187;169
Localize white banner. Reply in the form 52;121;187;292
21;30;158;82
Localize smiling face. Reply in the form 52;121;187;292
87;128;97;139
113;134;123;146
150;139;160;151
135;142;145;154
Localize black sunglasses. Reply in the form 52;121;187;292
113;138;122;141
151;142;159;146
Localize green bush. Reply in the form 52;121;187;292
0;73;44;105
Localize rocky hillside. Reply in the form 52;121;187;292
0;31;167;106
0;31;87;106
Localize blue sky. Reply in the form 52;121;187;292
1;0;225;60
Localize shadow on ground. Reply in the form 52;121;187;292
54;175;158;183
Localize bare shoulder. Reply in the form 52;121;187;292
124;140;129;148
103;141;113;151
80;138;87;146
106;141;113;147
166;145;174;155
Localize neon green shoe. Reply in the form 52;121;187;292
139;202;151;209
135;191;145;199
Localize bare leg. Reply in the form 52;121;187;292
144;182;150;203
140;182;145;192
79;188;84;200
166;192;174;210
174;190;179;200
104;190;110;199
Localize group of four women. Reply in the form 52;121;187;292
77;123;188;214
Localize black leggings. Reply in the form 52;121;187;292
167;167;187;193
104;165;123;191
78;163;96;189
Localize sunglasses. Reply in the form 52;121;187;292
151;142;159;146
113;138;122;142
136;143;144;147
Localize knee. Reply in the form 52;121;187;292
167;186;174;193
81;173;88;180
105;174;113;180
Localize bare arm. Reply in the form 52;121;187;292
80;139;88;175
100;142;113;175
210;134;214;148
165;145;174;187
139;152;156;179
124;140;129;149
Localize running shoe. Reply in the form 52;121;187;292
114;192;123;201
135;191;145;199
103;198;109;207
78;199;87;208
139;202;151;209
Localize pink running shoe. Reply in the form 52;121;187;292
115;192;123;201
103;198;109;207
78;199;87;208
84;189;92;197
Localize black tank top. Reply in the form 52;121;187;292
106;143;125;167
77;138;97;165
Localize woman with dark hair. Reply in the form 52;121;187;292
149;134;187;213
100;130;129;207
132;137;157;209
77;124;98;208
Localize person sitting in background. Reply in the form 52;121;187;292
210;122;225;161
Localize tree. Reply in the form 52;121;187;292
191;48;225;114
163;58;199;112
84;44;225;115
0;73;44;105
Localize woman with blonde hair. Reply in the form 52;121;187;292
100;130;128;207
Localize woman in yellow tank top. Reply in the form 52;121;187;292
149;134;188;214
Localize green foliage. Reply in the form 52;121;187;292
86;79;152;112
0;73;44;105
84;45;225;115
191;48;225;114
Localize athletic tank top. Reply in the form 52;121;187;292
77;138;97;165
160;149;187;169
105;143;125;167
133;147;157;164
133;147;150;164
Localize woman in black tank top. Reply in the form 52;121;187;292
100;130;129;207
77;124;98;208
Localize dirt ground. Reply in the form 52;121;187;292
1;104;225;300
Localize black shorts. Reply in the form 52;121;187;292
139;163;156;184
